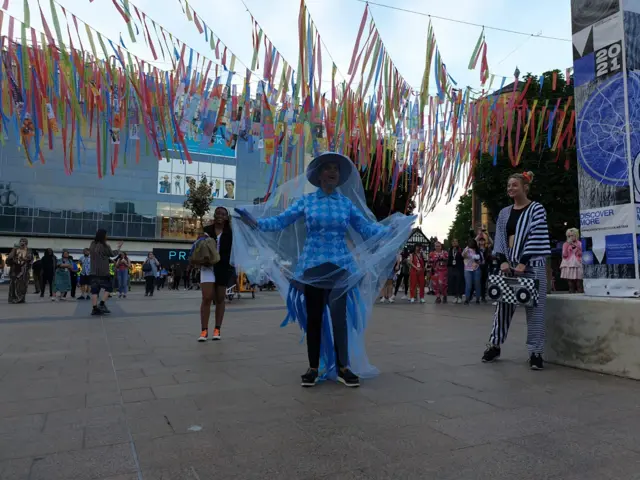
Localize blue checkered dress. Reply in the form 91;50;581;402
257;189;385;277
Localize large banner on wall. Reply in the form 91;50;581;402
571;0;640;296
157;158;237;200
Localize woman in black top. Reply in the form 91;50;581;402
447;239;465;303
39;248;56;298
197;206;233;342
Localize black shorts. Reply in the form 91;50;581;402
79;276;92;286
90;276;113;295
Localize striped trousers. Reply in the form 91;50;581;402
488;260;547;355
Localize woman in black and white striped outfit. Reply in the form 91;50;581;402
481;171;551;370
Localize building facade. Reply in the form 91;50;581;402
0;133;271;256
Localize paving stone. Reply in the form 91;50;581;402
134;432;230;469
29;443;137;480
84;422;130;448
121;387;155;403
0;425;83;460
86;391;123;408
118;374;177;390
0;413;45;434
0;457;33;480
44;405;125;429
429;406;580;445
3;290;640;479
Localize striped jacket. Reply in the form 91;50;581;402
493;202;551;265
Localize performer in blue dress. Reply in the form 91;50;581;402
234;152;414;388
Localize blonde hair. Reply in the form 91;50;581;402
566;228;579;240
508;171;534;193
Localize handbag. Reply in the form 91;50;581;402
487;273;540;307
190;237;221;266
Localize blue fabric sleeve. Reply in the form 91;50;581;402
348;201;386;239
257;197;305;232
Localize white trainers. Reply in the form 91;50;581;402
410;298;416;304
389;297;395;303
401;295;408;300
420;299;425;304
379;297;387;304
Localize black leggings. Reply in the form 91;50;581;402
305;285;349;369
40;273;53;296
394;273;409;296
145;276;155;295
302;263;349;370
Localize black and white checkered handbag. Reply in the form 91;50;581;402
487;274;539;307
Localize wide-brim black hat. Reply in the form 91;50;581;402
306;152;353;188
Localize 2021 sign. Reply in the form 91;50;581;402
595;41;622;78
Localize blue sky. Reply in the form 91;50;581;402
8;0;573;238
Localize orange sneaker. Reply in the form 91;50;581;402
198;329;208;342
212;327;221;341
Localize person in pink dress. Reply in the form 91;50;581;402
409;245;426;304
429;241;449;304
560;228;583;293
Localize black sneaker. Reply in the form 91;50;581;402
530;353;544;370
301;368;319;387
98;304;111;315
482;345;501;363
337;368;360;388
464;300;470;305
91;306;102;316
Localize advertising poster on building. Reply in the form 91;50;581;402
157;159;236;200
572;0;640;296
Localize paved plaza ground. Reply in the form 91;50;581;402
1;287;640;479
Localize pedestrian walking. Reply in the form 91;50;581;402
142;252;160;296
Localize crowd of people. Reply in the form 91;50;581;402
3;151;583;382
381;229;495;306
1;234;210;310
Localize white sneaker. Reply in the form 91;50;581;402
410;298;416;303
389;297;395;303
453;298;459;304
401;295;408;300
420;299;425;304
51;297;57;302
379;297;387;304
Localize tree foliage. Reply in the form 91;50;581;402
472;70;579;243
447;192;473;243
184;174;214;228
355;149;417;220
